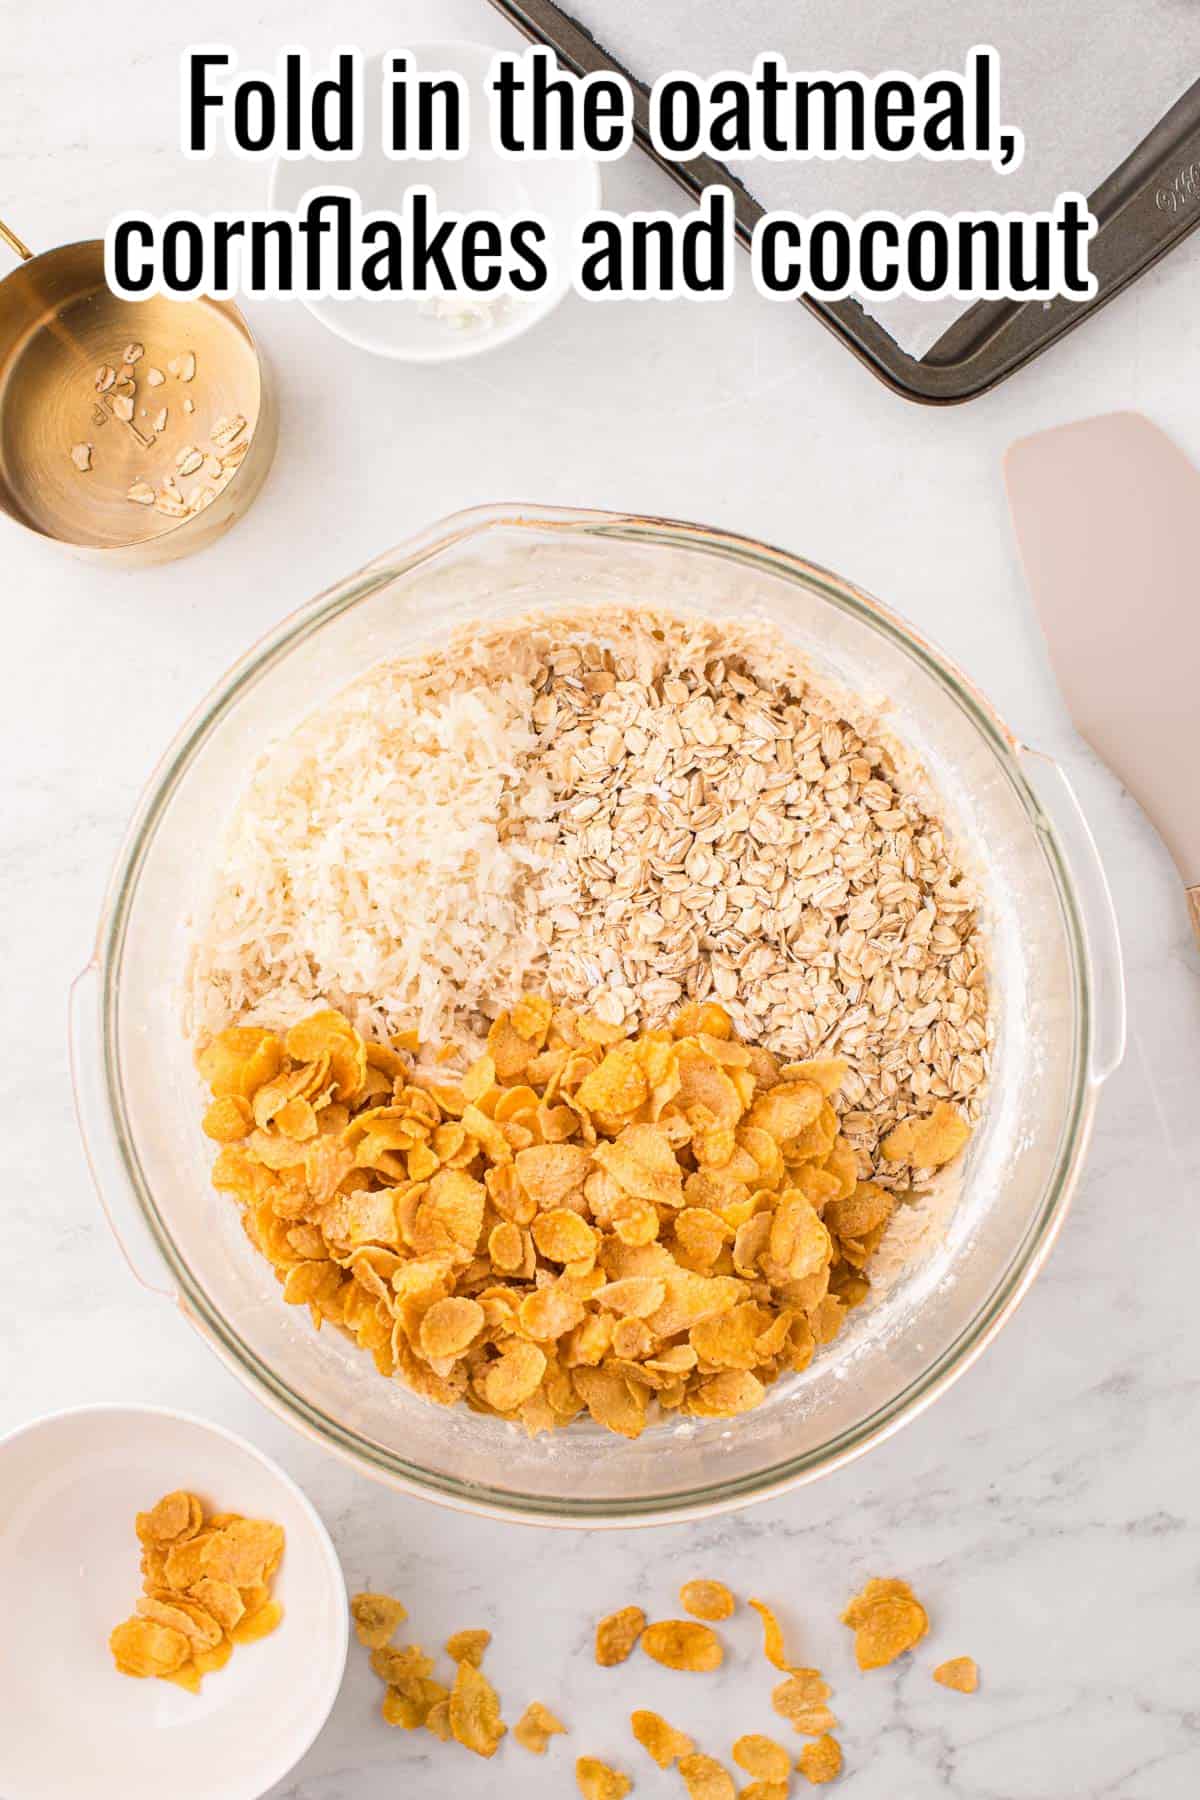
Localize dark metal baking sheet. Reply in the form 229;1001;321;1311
487;0;1200;403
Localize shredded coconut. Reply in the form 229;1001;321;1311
186;650;550;1045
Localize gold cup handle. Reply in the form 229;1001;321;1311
0;218;34;263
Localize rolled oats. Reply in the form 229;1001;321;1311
521;612;989;1164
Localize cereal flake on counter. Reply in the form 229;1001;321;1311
679;1578;736;1621
841;1576;929;1670
595;1605;646;1666
797;1734;844;1784
577;1756;633;1799
631;1708;694;1766
514;1700;568;1753
933;1655;979;1693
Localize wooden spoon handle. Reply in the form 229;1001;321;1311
1188;887;1200;951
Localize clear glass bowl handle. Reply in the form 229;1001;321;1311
69;963;177;1300
1018;747;1127;1087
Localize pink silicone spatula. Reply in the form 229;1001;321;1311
1005;411;1200;946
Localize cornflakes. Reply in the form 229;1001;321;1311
881;1101;970;1170
840;1577;929;1670
772;1671;835;1736
162;1534;214;1590
233;1599;284;1644
631;1708;694;1767
574;1366;650;1439
516;1143;592;1204
203;1095;254;1142
597;1276;665;1318
341;1555;975;1792
371;1643;434;1684
425;1696;452;1741
595;1605;646;1667
687;1371;765;1419
748;1597;798;1673
137;1594;222;1650
577;1756;633;1800
532;1207;598;1264
797;1735;843;1784
678;1751;737;1800
680;1579;735;1622
351;1591;407;1648
383;1674;448;1729
381;1686;422;1729
933;1656;978;1694
640;1619;723;1673
110;1489;284;1692
445;1628;490;1668
193;1638;233;1678
198;1516;284;1587
420;1296;485;1358
190;1577;244;1634
477;1340;547;1412
731;1735;791;1781
514;1700;567;1753
136;1489;203;1545
110;1617;190;1678
449;1658;506;1757
197;997;916;1439
594;1123;684;1205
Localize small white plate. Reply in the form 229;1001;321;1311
0;1405;347;1800
269;41;600;361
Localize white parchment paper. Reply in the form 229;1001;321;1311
564;0;1200;355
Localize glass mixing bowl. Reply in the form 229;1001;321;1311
71;505;1126;1526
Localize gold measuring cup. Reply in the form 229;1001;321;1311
0;219;277;563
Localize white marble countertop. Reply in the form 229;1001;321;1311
4;4;1200;1796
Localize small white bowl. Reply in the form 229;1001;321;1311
0;1405;347;1800
269;41;600;362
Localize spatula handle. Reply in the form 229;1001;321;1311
1188;888;1200;950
